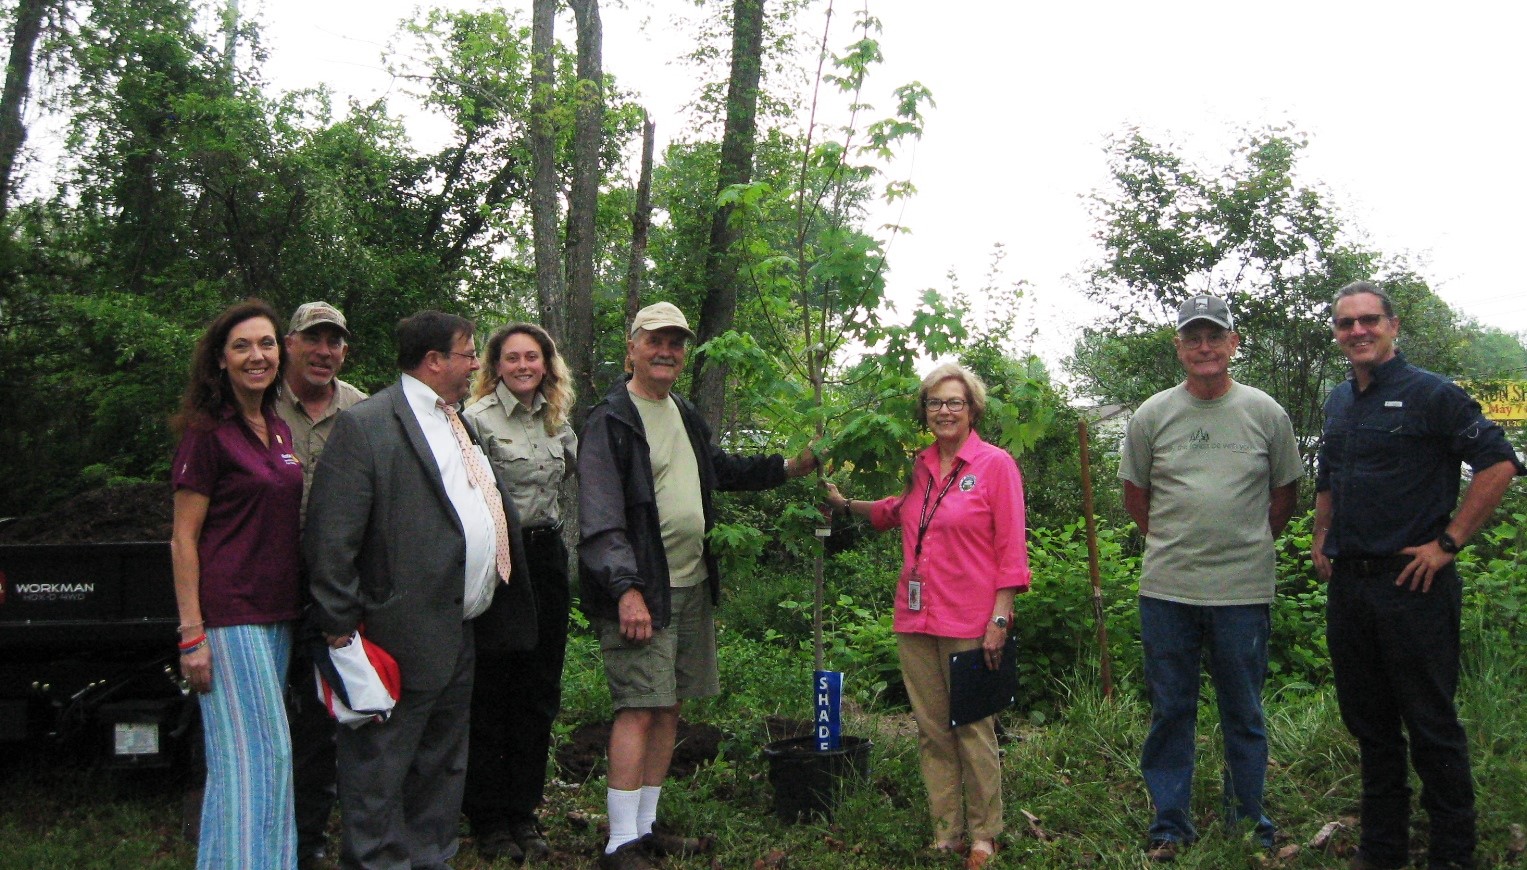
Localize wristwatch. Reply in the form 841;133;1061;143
1437;531;1461;554
990;615;1010;629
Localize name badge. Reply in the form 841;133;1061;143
1384;401;1404;408
908;579;923;611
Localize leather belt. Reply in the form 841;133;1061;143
522;522;563;540
1332;555;1413;576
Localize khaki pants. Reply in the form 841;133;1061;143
898;632;1004;843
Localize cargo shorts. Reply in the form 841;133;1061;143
595;584;720;709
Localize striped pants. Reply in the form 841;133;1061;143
198;622;297;870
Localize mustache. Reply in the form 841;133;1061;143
652;356;679;366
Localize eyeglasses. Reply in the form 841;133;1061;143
443;350;479;362
923;398;969;411
1178;332;1230;349
1332;313;1391;331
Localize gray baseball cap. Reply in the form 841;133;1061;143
1176;295;1234;331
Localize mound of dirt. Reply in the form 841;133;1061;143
557;719;726;783
0;483;172;544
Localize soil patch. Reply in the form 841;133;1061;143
0;483;171;544
763;716;813;743
556;719;725;783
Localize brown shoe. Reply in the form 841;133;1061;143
598;840;658;870
641;829;714;857
1146;839;1179;862
965;841;999;870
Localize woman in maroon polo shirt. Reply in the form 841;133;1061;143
170;299;304;869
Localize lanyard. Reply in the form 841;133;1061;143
914;458;965;562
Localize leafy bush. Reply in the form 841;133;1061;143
1269;513;1330;686
1457;509;1527;653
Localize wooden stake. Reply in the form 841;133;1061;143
1077;419;1114;699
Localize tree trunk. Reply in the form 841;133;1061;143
690;0;766;435
529;0;567;344
0;0;49;222
565;0;603;426
623;113;655;333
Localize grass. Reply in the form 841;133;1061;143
2;631;1524;869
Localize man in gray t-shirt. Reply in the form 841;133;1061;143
1118;294;1302;861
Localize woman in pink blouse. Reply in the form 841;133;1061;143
825;363;1031;869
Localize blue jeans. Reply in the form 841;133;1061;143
1139;597;1275;847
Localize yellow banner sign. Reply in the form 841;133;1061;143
1462;380;1527;423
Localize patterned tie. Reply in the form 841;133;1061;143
439;400;512;584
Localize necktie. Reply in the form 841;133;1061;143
439;400;512;584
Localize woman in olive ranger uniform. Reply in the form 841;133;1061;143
461;322;578;862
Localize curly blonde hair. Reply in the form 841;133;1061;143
470;322;575;436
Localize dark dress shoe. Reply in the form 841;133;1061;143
477;828;526;863
510;821;552;862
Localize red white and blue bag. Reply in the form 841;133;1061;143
312;631;401;728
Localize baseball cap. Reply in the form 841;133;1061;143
288;301;350;336
1176;295;1234;331
629;301;696;340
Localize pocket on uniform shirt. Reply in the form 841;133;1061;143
486;437;533;474
1355;407;1413;436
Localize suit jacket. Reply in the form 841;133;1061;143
305;380;536;693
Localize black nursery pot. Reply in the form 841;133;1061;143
763;735;872;823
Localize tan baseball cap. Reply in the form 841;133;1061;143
629;301;695;340
288;301;350;336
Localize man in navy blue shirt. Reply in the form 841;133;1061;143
1314;281;1523;870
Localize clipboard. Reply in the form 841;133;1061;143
948;634;1018;728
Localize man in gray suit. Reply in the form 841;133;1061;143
305;311;535;870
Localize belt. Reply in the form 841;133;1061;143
1332;555;1413;576
522;522;563;540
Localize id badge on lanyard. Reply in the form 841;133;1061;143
908;459;962;614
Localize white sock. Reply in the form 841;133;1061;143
637;785;662;836
605;787;642;854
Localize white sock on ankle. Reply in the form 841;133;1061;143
637;785;662;836
606;787;642;854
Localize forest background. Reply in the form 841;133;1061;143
1;0;1526;866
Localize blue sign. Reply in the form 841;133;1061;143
814;670;842;750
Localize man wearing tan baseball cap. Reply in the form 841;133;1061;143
277;301;368;870
579;301;815;869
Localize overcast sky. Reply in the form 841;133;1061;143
249;0;1527;364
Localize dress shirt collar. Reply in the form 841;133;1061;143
401;373;453;423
